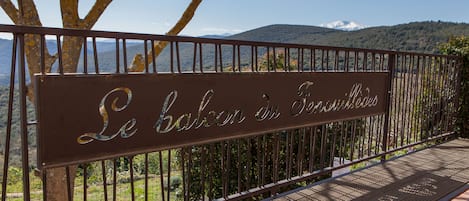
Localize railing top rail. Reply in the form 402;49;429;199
0;24;462;59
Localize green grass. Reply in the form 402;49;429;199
2;171;183;201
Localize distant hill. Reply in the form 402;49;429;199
228;24;341;43
199;34;231;39
0;40;131;85
229;21;469;53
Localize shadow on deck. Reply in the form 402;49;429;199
271;138;469;201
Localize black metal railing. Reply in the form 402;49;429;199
0;24;462;200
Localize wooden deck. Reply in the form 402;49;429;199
271;138;469;201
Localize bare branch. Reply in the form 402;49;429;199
129;0;202;72
167;0;202;36
21;0;41;24
0;0;19;23
82;0;112;29
60;0;80;28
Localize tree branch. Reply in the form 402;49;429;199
129;0;202;72
20;0;42;25
60;0;80;28
167;0;202;36
0;0;19;23
82;0;112;29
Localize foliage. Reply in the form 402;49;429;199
412;58;455;139
440;36;469;138
258;50;298;71
0;86;36;169
183;122;365;199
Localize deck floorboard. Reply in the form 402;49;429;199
271;138;469;201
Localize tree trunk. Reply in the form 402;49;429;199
61;36;85;73
45;166;77;201
43;36;83;201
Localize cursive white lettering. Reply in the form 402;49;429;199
290;82;379;117
77;87;137;144
154;89;246;133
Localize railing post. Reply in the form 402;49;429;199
381;53;396;161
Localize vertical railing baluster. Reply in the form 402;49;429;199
382;53;396;160
158;151;165;201
18;34;31;201
42;169;48;201
320;125;327;169
215;44;219;72
266;46;270;72
129;157;135;201
237;140;241;194
192;43;197;72
222;142;227;198
284;47;288;72
170;41;174;73
273;133;280;183
272;47;277;72
92;37;99;73
115;38;120;73
144;154;148;201
219;44;224;72
208;145;215;200
181;148;187;201
83;36;88;74
101;161;108;201
298;128;305;174
254;46;258;72
57;35;64;74
2;35;17;201
40;34;46;74
84;164;88;201
66;166;73;201
410;55;419;142
199;43;203;72
122;39;127;73
330;124;337;167
310;49;314;72
167;150;171;201
151;40;157;73
176;41;183;73
113;159;117;201
201;147;206;201
250;46;254;72
246;138;252;190
237;45;241;72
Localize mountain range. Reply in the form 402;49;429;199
1;21;469;85
227;21;469;52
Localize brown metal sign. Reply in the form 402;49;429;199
35;72;389;168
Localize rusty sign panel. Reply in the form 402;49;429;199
35;72;389;168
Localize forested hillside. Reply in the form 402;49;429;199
228;21;469;53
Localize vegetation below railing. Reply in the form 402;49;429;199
2;152;184;201
439;35;469;138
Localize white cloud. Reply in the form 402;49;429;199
320;20;367;31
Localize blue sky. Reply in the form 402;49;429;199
1;0;469;36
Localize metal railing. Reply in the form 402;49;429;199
0;24;462;200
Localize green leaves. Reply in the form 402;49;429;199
440;36;469;138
